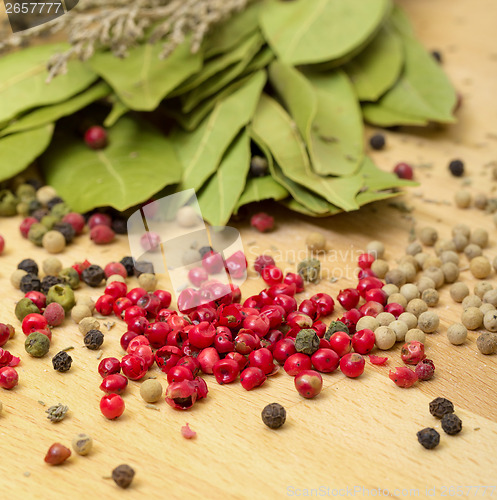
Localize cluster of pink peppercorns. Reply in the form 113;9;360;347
0;323;20;390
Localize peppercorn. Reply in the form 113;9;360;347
389;320;408;342
50;202;70;220
470;256;491;279
369;133;385;150
446;324;468;345
41;275;64;295
376;312;395;326
423;267;444;289
417;428;440;449
324;320;349;340
305;232;326;252
454;190;471;209
398;312;418;330
84;329;104;350
138;273;157;292
464;243;482;260
382;284;399;297
44;443;71;465
20;273;41;293
176;206;201;228
421;288;439;307
134;260;154;277
27;199;42;215
461;307;483;330
52;351;73;372
429;397;454;418
107;274;126;285
480;303;495;316
452;223;471;238
11;269;27;289
16;183;36;200
53;221;76;243
405;329;426;344
294;329;320;355
0;189;18;216
374;326;396;350
28;222;48;245
111;216;127;235
452;233;468;252
140;379;163;403
462;295;482;310
41;215;59;230
15;297;40;321
46;196;64;210
417;311;439;333
112;464;135;489
385;268;407;288
59;267;80;289
44;302;65;327
400;284;420;302
448;159;464;177
366;240;385;259
72;433;93;456
450;282;469;303
477;281;496;300
120;256;135;277
47;284;75;313
25;331;50;357
474;193;488;210
371;259;389;278
476;332;497;355
483;289;497;307
36;185;57;205
441;413;462;435
42;257;63;276
33;208;50;221
250;155;269;177
82;265;105;287
356;316;379;332
261;402;286;429
406;298;428;317
297;258;321;283
71;305;92;324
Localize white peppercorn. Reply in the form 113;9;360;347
140;379;163;403
76;296;96;312
476;332;497;355
400;284;420;302
470;228;489;248
441;262;459;284
36;185;57;205
356;316;380;332
446;324;468;345
72;433;93;456
376;312;396;327
435;239;456;256
385;269;406;287
440;251;459;265
398;312;418;330
10;269;27;289
461;307;483;330
464;244;482;260
406;241;422;256
138;273;157;292
452;233;468;252
78;317;100;335
366;240;385;259
480;303;495;316
371;259;389;279
176;206;201;227
493;256;497;274
387;293;408;308
423;267;445;288
374;326;396;350
483;310;497;332
414;252;430;269
417;276;436;293
71;305;92;324
42;257;63;276
450;282;469;303
382;284;399;297
474;281;493;299
42;230;66;254
399;255;419;270
418;227;438;246
406;298;428;317
474;193;488;210
405;328;426;343
454;190;471;208
422;288;439;307
462;295;482;310
306;232;326;252
470;256;492;279
418;311;439;333
452;223;471;238
483;289;497;307
398;262;417;283
389;320;408;342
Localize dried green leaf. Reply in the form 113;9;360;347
40;117;181;213
362;103;429;127
280;198;340;217
251;93;363;211
89;40;203;111
344;24;403;102
356;190;403;205
1;82;110;137
235;175;288;212
259;0;391;65
104;97;129;127
198;131;251;226
0;124;54;183
0;43;98;124
242;47;275;75
175;70;266;191
358;156;417;191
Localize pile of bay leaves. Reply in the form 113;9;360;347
0;0;456;225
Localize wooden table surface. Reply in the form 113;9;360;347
1;0;497;498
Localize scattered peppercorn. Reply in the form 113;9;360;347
429;397;454;418
53;221;76;243
52;351;73;372
59;267;80;289
112;464;135;489
18;258;38;275
82;265;105;287
42;230;66;254
250;155;269;177
417;427;440;449
297;258;321;283
72;433;93;455
25;331;50;357
476;332;497;355
261;402;286;429
44;443;71;465
84;329;104;350
140;379;163;403
120;256;135;277
15;298;40;321
324;320;349;340
20;273;41;293
294;329;320;355
448;159;464;177
431;50;443;63
441;413;462;435
41;275;64;295
305;232;326;252
46;284;75;313
84;126;108;150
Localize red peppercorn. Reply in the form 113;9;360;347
283;272;304;292
389;367;418;388
120;354;148;380
273;338;296;364
202;251;224;274
400;341;426;365
197;347;220;374
393;162;414;180
358;253;375;270
311;348;339;373
299;299;319;320
283;353;312;376
113;297;133;318
214;328;234;354
133;345;154;368
266;329;283;348
100;374;128;394
248;347;274;374
85;126;108;150
188;321;216;349
243;314;270;337
98;357;121;378
0;366;18;389
357;277;384;298
369;354;388;365
153;290;172;309
95;294;115;316
234;331;258;355
176;356;200;377
144;322;170;349
384;303;404;318
250;212;274;232
287;312;313;330
62;212;86;234
127;316;149;335
90;225;115;244
25;291;46;310
124;305;145;324
191;377;208;399
44;443;71;465
22;313;48;335
127;335;150;354
177;288;201;314
240;366;266;390
254;255;276;274
312;320;327;338
357;268;377;279
137;293;161;317
364;288;387;306
261;265;284;286
340;353;365;378
140;231;161;252
328;331;352;357
337;288;360;311
359;300;384;317
294;370;323;398
20;217;38;238
126;287;147;305
105;281;127;300
351;329;376;355
213;359;240;384
273;294;297;315
188;267;209;287
100;393;125;419
167;365;195;384
415;359;435;381
225;251;247;279
165;380;198;410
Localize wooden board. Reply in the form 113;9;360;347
1;0;497;498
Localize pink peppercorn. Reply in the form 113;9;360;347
248;348;274;375
90;225;115;245
337;288;360;310
0;366;18;389
98;357;121;378
22;313;48;335
100;374;128;394
20;217;38;239
400;341;426;365
389;367;418;388
88;212;112;229
415;359;435;381
294;370;323;398
104;262;127;279
311;348;339;373
340;353;365;378
62;212;86;234
240;366;266;390
358;253;375;270
328;331;352;357
140;231;161;252
283;272;304;292
384;303;404;318
261;265;284;286
213;359;240;384
393;162;414;180
254;255;275;274
120;354;148;380
283;353;312;376
100;393;125;419
25;291;46;310
165;380;198;410
43;303;65;327
84;126;108;150
197;347;220;374
351;329;376;355
250;212;274;232
167;365;194;384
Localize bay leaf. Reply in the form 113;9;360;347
0;43;97;124
181;33;264;113
0;124;54;183
344;24;403;102
242;47;275;75
235;175;289;212
252;93;363;211
280;198;341;217
362;102;429;127
89;39;203;111
198;131;251;226
175;70;266;192
259;0;391;65
389;5;414;37
358;156;417;191
250;128;331;215
356;190;402;205
40;116;182;213
104;97;129;127
0;82;110;137
203;1;262;58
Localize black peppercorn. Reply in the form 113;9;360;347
261;403;286;429
449;159;464;177
52;351;73;372
84;329;104;350
441;413;462;435
27;199;42;215
429;397;454;418
53;221;75;243
431;50;443;63
417;427;440;449
18;258;39;275
20;273;41;293
46;196;64;210
111;217;128;235
250;156;269;177
82;265;105;287
32;208;49;221
198;246;214;258
133;260;154;277
120;256;135;277
26;178;43;191
112;464;135;489
369;133;386;150
41;275;64;295
324;320;349;340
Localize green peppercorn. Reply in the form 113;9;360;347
261;403;286;429
15;297;40;321
50;202;70;220
0;190;19;216
294;329;320;355
46;284;75;313
25;331;50;357
297;258;321;283
28;223;48;246
41;215;59;230
16;202;30;216
16;183;36;201
59;267;80;289
324;320;349;340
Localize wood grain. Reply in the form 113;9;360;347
1;0;497;498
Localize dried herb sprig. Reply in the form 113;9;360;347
0;0;255;81
45;403;69;422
